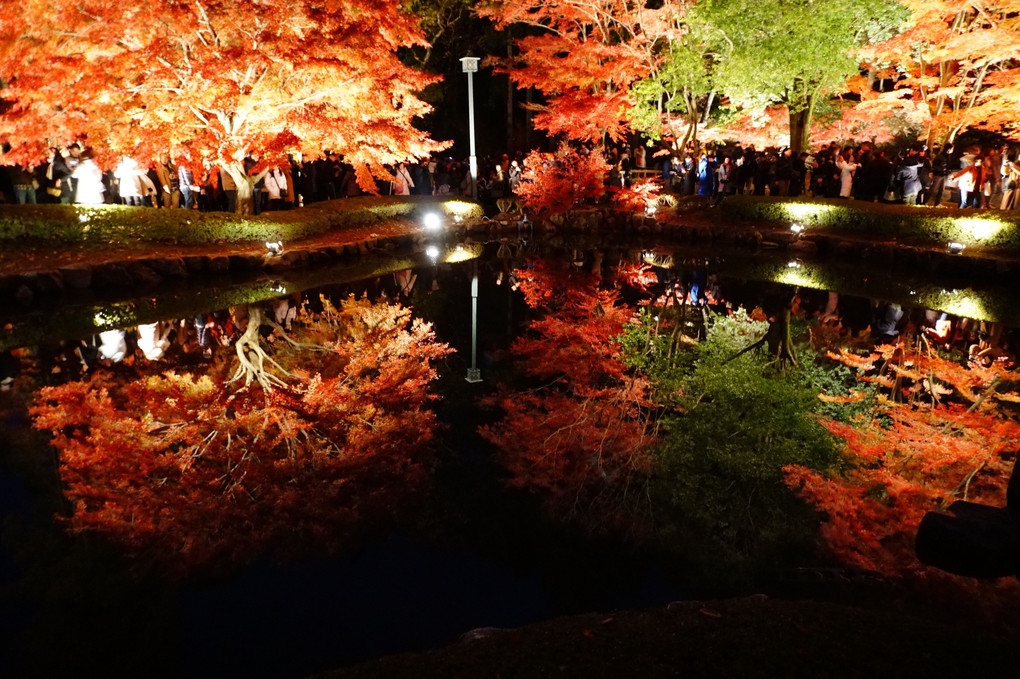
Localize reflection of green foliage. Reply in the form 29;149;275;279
798;342;879;424
623;309;842;582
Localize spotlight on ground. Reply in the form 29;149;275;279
423;212;442;232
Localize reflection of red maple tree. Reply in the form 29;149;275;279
480;261;654;528
785;340;1020;575
30;297;451;574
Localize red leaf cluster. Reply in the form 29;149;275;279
786;340;1020;575
30;296;451;574
0;1;447;188
479;0;682;143
514;144;611;215
859;0;1020;143
480;261;654;529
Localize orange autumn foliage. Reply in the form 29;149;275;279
515;144;611;215
0;0;446;189
479;0;685;143
479;261;654;527
30;296;451;574
859;0;1020;144
786;339;1020;574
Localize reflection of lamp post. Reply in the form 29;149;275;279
466;260;482;383
460;56;480;201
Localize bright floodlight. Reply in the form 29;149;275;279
425;245;440;260
423;212;442;231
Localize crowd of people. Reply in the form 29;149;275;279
0;145;531;212
3;137;1019;212
626;139;1020;210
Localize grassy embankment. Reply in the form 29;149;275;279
715;195;1020;256
0;195;482;246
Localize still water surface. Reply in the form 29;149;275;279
0;237;1015;678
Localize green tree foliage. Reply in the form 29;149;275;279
697;0;908;151
628;10;724;152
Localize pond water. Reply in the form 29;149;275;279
0;235;1016;678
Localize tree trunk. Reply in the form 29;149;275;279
725;291;799;369
701;90;716;126
788;105;812;154
507;41;514;152
224;162;257;215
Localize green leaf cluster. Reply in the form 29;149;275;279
704;0;906;108
627;0;910;145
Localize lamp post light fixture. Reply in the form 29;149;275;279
460;55;480;201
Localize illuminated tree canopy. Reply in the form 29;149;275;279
0;0;447;197
700;0;908;152
480;0;948;151
859;0;1020;145
478;0;684;143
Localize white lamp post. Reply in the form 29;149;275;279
460;56;480;201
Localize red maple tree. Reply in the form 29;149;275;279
858;0;1020;145
479;0;684;144
0;1;446;203
514;144;611;215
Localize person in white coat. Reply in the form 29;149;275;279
392;162;414;195
264;167;288;211
836;151;859;198
72;149;106;204
115;157;143;205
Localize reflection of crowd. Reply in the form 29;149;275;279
0;264;453;390
1;295;303;389
653;265;1015;367
0;245;1014;398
